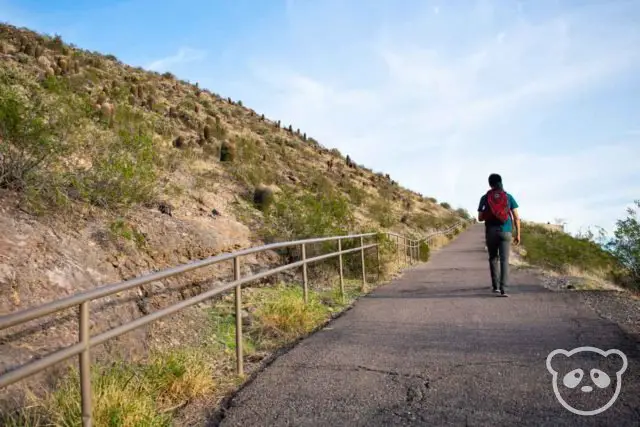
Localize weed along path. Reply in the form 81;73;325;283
214;224;640;427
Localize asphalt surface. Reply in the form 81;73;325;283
218;224;640;427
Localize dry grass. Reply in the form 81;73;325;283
2;349;215;427
428;234;451;250
0;224;463;427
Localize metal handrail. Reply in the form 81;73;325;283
0;223;467;426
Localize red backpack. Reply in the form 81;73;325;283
485;189;510;224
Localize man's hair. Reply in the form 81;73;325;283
488;173;502;189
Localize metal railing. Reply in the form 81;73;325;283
0;223;467;426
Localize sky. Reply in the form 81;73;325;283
2;0;639;237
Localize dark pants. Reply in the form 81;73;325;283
485;225;511;292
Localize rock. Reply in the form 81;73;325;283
211;208;221;217
241;309;253;327
158;201;173;216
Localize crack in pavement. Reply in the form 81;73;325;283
275;362;431;381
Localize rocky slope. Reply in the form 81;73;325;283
0;23;470;402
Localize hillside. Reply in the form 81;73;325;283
0;23;470;421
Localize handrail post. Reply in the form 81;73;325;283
79;301;92;427
234;256;243;376
411;240;418;264
301;243;308;304
411;241;415;264
376;234;381;282
338;238;345;303
404;237;408;265
396;235;400;265
360;235;367;292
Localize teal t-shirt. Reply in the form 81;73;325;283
478;192;519;232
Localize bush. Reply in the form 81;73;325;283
227;137;276;188
251;285;329;347
74;116;158;209
261;187;355;242
0;82;80;191
607;200;640;288
455;207;471;220
440;202;451;209
419;240;431;262
368;199;394;228
520;223;621;276
343;181;366;206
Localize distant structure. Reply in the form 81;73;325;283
541;221;565;233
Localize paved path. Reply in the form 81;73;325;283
218;224;640;427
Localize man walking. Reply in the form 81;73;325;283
477;174;520;297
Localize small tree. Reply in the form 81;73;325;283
608;200;640;286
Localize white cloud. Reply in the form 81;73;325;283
237;0;640;237
146;47;207;72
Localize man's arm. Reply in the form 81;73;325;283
509;194;521;244
511;208;521;243
477;196;486;222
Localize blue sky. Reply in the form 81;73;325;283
2;0;639;236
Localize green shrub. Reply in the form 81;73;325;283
521;223;621;276
109;218;147;248
226;137;276;188
0;82;80;191
75;119;157;209
251;285;329;348
368;199;394;228
419;240;431;262
607;200;640;288
261;187;355;243
455;207;471;220
343;182;366;206
440;201;451;209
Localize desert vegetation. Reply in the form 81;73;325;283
519;202;640;291
0;23;469;425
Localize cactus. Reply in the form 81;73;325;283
220;140;236;162
260;113;265;120
253;185;274;212
173;135;186;149
34;45;44;58
136;85;143;99
203;125;211;141
56;57;69;74
194;104;200;113
24;43;36;56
